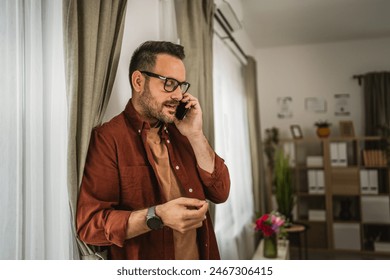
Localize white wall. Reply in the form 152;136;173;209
256;37;390;139
104;0;161;122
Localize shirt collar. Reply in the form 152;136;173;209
124;99;169;137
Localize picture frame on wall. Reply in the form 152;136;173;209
290;125;303;139
339;121;355;137
305;97;327;113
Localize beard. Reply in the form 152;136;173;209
138;83;178;124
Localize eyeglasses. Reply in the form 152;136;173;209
140;71;190;94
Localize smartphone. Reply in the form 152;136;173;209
175;102;188;120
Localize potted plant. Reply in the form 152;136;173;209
274;148;294;223
315;120;331;138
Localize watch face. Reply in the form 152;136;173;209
147;216;163;230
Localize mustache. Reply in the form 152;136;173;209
163;101;180;106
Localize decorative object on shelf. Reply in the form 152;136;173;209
338;199;352;220
255;212;286;258
314;120;331;138
339;120;355;137
274;149;294;222
290;124;303;139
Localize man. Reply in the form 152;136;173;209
76;41;230;260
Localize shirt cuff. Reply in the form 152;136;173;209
197;153;225;187
104;210;131;247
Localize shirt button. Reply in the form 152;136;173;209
189;188;193;193
205;243;208;247
138;129;141;134
167;139;170;144
175;165;180;170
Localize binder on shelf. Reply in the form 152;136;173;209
330;143;339;166
359;170;369;193
360;170;379;194
317;170;325;194
307;170;325;194
308;170;317;194
330;142;348;167
338;142;347;166
368;170;379;194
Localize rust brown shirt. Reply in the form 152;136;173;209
76;100;230;259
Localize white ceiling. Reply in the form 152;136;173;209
239;0;390;48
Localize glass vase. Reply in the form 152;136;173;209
263;234;277;258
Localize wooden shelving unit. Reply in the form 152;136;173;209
275;136;390;256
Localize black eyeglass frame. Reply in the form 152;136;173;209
140;71;190;94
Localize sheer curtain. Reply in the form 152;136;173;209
0;0;76;259
213;35;255;259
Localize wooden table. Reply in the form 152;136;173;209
285;223;308;259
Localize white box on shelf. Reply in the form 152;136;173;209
374;242;390;253
306;156;323;167
361;196;390;223
333;223;361;250
308;210;326;221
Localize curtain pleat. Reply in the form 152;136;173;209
243;57;265;216
63;0;128;259
363;72;390;136
174;0;214;148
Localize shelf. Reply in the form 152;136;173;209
297;192;325;197
276;136;390;257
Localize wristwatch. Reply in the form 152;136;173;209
146;206;163;230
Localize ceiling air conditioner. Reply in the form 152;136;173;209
215;0;242;33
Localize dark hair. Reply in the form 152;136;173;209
129;41;185;88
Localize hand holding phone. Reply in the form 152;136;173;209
175;102;188;120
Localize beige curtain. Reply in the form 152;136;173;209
243;57;265;216
63;0;128;259
174;0;215;148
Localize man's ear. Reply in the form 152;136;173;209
131;70;144;93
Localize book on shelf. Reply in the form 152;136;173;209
362;149;387;166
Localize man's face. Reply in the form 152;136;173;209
138;54;186;124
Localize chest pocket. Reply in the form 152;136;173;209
119;165;158;210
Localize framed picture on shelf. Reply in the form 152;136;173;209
290;125;303;139
339;121;355;137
